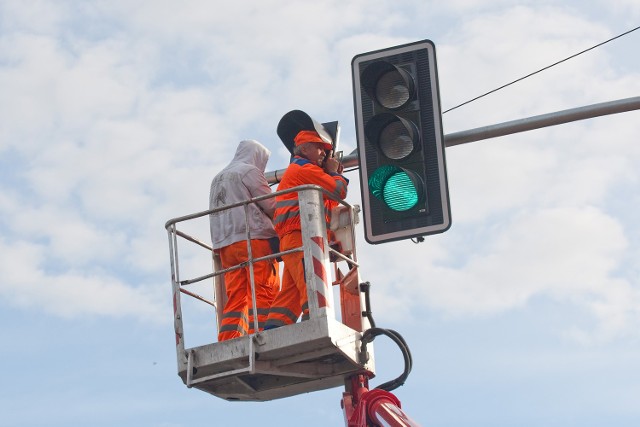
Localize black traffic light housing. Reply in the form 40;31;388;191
352;39;451;244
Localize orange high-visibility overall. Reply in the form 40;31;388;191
264;156;348;329
218;239;279;341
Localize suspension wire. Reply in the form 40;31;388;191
443;24;640;114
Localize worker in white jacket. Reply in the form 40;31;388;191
209;139;280;341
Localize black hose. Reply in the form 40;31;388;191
360;327;413;392
360;282;375;328
358;281;413;392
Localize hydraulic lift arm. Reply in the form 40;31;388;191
342;375;420;427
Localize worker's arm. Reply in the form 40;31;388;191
243;167;276;218
296;162;348;200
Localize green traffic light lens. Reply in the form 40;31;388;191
384;171;419;211
369;165;420;212
376;70;411;109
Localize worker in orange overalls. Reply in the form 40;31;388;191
209;139;280;341
264;129;348;329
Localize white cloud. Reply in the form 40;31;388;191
351;4;640;343
2;3;640;426
369;202;640;342
0;0;638;345
446;134;557;222
0;0;65;35
0;238;165;322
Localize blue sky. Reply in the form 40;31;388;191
1;1;639;426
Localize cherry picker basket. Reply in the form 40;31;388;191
165;185;375;401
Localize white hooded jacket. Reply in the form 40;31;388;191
209;140;277;249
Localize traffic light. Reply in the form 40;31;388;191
352;39;451;244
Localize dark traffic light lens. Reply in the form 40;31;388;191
365;113;420;162
379;120;414;160
369;165;421;212
361;61;415;111
376;70;411;109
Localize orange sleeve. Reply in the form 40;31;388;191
295;163;348;200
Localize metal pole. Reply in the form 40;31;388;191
298;187;336;322
445;95;640;147
264;96;640;184
167;225;187;370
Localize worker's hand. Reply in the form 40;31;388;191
323;151;340;174
330;151;344;174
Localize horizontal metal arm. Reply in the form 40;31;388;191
265;96;640;184
445;95;640;147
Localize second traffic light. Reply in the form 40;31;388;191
352;39;451;244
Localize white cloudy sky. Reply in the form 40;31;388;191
1;1;639;426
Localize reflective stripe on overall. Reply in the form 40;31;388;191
217;239;280;341
265;157;348;329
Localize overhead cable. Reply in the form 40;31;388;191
443;24;640;114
